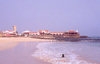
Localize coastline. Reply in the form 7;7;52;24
0;38;52;64
0;37;99;64
0;37;56;43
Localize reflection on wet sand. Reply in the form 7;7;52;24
0;37;55;51
0;42;19;51
0;41;51;64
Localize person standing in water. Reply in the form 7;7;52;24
62;54;65;58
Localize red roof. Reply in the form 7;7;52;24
39;30;49;32
67;30;77;33
50;32;64;33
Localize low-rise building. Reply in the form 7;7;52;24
2;25;18;37
22;31;40;37
3;30;18;37
0;31;3;37
50;32;64;35
22;30;80;38
63;30;80;38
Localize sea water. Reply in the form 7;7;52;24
33;41;100;64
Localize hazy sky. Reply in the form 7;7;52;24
0;0;100;36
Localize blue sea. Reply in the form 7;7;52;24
33;40;100;64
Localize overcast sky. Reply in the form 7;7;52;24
0;0;100;36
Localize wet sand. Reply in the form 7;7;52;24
0;38;52;64
0;37;55;43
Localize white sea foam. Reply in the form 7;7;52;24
32;42;97;64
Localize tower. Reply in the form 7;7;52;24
13;25;16;32
76;29;79;32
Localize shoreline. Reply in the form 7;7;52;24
0;37;100;43
0;38;52;64
0;37;56;43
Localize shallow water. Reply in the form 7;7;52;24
33;41;100;64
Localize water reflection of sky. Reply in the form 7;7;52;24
0;42;19;51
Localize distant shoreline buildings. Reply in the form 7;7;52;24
0;25;88;39
22;30;80;39
0;25;18;37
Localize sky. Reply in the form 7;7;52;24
0;0;100;36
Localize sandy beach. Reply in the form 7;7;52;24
0;37;55;43
0;37;52;64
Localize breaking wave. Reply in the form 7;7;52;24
32;42;98;64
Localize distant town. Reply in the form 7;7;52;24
0;25;88;39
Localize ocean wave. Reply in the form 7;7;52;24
32;42;97;64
